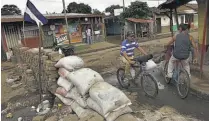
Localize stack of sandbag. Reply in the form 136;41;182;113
53;56;133;121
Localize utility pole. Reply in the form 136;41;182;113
123;0;125;40
62;0;71;44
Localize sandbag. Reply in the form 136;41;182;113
57;77;73;91
55;56;84;71
56;87;68;97
106;106;132;121
87;97;109;117
89;82;131;116
67;68;104;96
71;102;93;119
58;68;70;78
87;98;132;121
65;87;87;108
55;93;74;106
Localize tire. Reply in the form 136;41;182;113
117;68;130;89
176;69;190;99
141;74;158;98
164;61;171;84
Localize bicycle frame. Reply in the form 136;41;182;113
172;61;183;83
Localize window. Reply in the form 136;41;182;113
185;14;194;23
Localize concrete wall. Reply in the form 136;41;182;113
157;15;185;27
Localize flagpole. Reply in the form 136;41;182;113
38;22;43;102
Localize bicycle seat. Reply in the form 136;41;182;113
133;54;153;63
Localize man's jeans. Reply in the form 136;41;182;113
167;55;191;78
87;36;92;45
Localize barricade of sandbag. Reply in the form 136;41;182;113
52;55;133;121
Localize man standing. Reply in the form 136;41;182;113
86;27;92;45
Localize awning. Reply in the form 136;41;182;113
126;18;154;23
158;0;193;9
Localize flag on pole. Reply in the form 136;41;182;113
24;0;48;26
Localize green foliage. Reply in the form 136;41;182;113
105;5;123;15
66;2;92;14
120;1;152;20
1;4;21;15
92;9;102;14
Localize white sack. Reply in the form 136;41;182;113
55;56;84;71
57;77;73;91
106;106;132;121
55;93;74;106
65;87;87;108
56;87;68;96
67;68;104;96
58;68;70;78
87;98;132;121
71;101;93;119
87;97;109;117
89;82;131;115
146;60;157;70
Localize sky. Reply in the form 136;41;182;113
1;0;197;14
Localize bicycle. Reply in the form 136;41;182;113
163;54;190;99
117;54;158;98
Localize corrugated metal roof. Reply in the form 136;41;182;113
126;18;154;23
1;13;104;23
158;0;193;9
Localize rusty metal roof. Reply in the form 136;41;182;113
126;18;154;23
158;0;193;9
1;13;104;23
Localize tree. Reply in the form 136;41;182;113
92;9;102;14
120;1;152;19
66;2;92;14
1;4;21;15
105;5;123;15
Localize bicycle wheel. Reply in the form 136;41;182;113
177;69;190;99
141;73;158;98
117;68;130;88
164;61;171;84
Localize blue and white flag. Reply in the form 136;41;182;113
24;0;48;26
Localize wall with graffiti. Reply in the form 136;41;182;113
55;22;82;45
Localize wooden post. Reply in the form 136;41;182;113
62;0;71;44
174;8;179;30
134;23;137;38
23;21;27;46
200;0;208;78
91;18;94;43
38;22;43;102
170;9;174;36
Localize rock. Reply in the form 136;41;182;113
45;115;59;121
26;69;33;74
60;106;72;115
11;83;22;89
115;114;138;121
63;114;78;121
32;115;46;121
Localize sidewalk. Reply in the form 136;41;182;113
75;31;198;55
190;65;209;99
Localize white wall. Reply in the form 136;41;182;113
157;14;185;27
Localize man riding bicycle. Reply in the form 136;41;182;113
120;31;147;81
166;24;198;79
